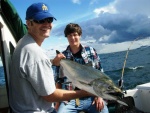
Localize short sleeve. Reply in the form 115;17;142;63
25;59;56;96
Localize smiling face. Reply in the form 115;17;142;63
26;18;53;45
64;23;82;47
66;32;81;47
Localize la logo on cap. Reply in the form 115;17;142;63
42;4;48;11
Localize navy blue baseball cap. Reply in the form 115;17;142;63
26;2;56;21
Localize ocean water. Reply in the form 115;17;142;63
0;46;150;90
100;45;150;89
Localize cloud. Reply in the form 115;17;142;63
114;0;150;16
81;37;150;54
72;0;81;4
94;3;117;15
93;0;150;16
52;0;150;47
89;0;100;5
79;0;150;44
80;13;150;43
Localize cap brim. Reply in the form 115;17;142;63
33;12;56;20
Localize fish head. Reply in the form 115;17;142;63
92;78;122;96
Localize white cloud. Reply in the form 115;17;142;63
45;37;150;58
50;0;150;55
85;37;150;54
72;0;81;4
94;4;117;16
79;0;150;44
89;0;99;5
93;0;150;17
114;0;150;16
99;35;110;42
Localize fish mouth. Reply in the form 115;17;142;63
107;92;124;97
105;87;122;94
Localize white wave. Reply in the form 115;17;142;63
128;66;144;70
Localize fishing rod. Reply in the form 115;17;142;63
119;37;140;90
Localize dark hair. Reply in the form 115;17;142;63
64;23;82;37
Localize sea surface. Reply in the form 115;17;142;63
0;46;150;90
99;45;150;89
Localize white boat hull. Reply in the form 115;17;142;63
125;82;150;112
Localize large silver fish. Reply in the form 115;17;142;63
60;59;128;106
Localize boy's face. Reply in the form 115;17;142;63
67;32;81;46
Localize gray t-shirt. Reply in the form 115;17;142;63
9;34;56;113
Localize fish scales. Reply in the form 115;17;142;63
60;59;128;106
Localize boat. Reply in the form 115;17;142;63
0;0;149;113
0;0;27;112
124;83;150;113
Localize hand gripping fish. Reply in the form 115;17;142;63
59;59;128;106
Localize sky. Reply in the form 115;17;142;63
10;0;150;57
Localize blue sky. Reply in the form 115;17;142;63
10;0;150;56
10;0;113;25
